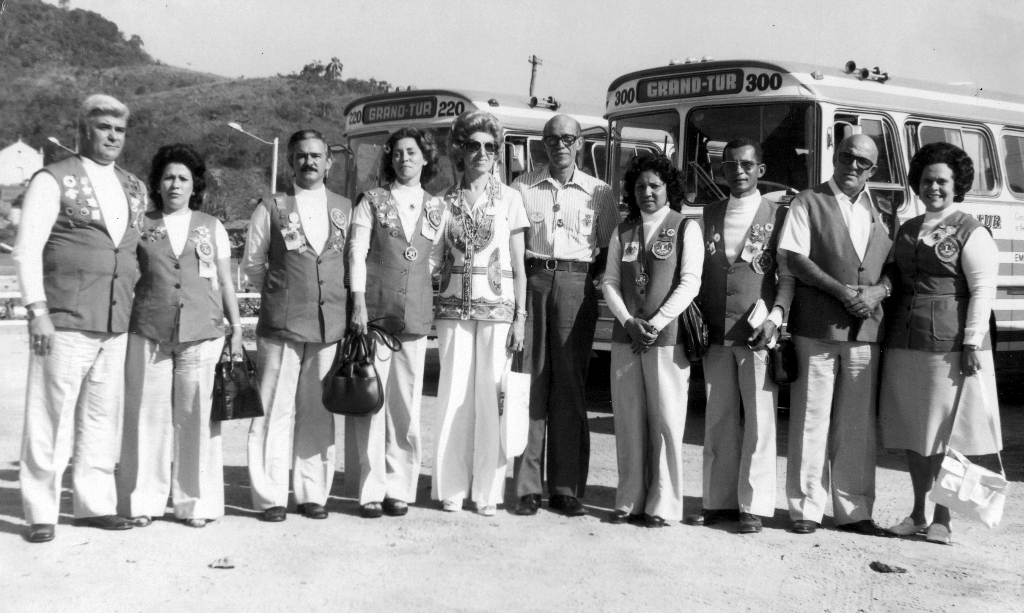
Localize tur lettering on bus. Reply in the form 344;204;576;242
646;73;738;98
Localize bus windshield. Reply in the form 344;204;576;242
683;102;817;204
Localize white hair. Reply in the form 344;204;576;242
79;94;129;137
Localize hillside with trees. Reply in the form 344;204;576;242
0;0;396;228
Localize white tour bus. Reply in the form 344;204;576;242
603;58;1024;380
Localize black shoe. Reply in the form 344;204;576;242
738;512;762;534
298;503;328;519
360;502;383;519
382;498;408;517
515;494;541;516
27;523;55;543
791;519;818;534
645;515;667;528
608;510;630;524
549;495;586;517
262;506;287;522
685;508;739;526
74;515;133;531
836;519;895;538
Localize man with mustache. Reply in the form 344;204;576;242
242;129;352;522
14;94;144;542
510;115;618;517
777;134;895;537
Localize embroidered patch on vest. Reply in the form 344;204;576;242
651;239;673;259
935;237;960;263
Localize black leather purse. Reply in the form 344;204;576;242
768;337;798;385
679;301;710;362
322;319;403;416
211;347;264;421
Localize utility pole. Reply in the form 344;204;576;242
528;55;543;96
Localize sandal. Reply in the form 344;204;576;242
183;518;207;528
926;523;952;545
131;516;153;528
888;517;928;536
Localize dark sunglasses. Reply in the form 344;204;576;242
837;151;875;170
721;160;761;172
463;140;498;154
542;134;579;148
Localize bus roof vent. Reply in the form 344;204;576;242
529;96;561;111
685;57;699;64
845;60;889;83
669;58;684;65
701;55;714;62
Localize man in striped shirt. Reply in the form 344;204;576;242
510;115;618;517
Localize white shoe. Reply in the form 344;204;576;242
442;499;461;513
926;523;952;545
888;517;928;536
477;505;496;517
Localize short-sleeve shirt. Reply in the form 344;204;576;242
778;178;874;261
511;165;617;262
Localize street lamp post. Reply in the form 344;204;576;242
227;122;279;194
47;136;77;155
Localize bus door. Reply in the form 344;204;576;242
832;112;911;233
1000;129;1024;356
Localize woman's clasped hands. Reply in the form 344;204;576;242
625;317;658;354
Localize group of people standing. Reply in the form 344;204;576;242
13;93;1002;548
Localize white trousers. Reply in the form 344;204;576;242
247;337;337;510
610;342;689;521
348;333;426;505
116;333;225;520
431;320;509;508
702;344;778;516
20;329;127;524
786;335;878;524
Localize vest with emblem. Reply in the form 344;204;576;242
788;183;894;343
37;156;145;333
699;198;788;345
362;187;436;335
435;180;518;322
885;210;989;352
131;211;224;343
257;189;351;343
611;210;688;347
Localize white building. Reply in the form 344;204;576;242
0;139;44;186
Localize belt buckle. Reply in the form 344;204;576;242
544;259;558;271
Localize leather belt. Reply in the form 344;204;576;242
527;258;590;273
451;266;513;278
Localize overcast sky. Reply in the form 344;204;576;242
42;0;1024;106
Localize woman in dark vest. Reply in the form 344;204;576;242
602;154;704;528
348;127;442;518
880;142;1001;545
118;144;242;528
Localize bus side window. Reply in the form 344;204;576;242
838;114;907;228
1002;133;1024;197
916;123;998;195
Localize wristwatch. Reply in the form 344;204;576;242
26;305;49;320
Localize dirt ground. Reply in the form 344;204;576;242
1;324;1022;613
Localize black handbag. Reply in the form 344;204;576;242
768;337;798;385
211;347;264;421
322;319;403;416
679;301;710;362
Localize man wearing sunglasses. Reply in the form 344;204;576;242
688;138;794;534
777;134;896;538
510;115;618;517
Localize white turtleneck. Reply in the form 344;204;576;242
722;191;762;262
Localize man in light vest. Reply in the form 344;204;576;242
242;129;352;522
14;94;145;542
778;134;896;537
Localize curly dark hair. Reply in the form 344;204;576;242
907;142;974;203
381;127;440;186
148;143;207;210
449;110;503;172
621;154;684;221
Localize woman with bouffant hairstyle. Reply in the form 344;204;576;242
117;143;242;529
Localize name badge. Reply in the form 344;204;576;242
283;228;304;251
622;241;639;263
529;211;545;224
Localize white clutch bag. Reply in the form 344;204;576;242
500;354;530;458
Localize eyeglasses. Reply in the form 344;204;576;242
542;134;579;148
721;160;761;172
463;140;498;154
837;151;875;171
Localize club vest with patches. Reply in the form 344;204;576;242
699;197;788;345
361;187;437;335
885;210;990;352
37;156;145;333
436;181;518;323
257;189;352;343
611;210;689;348
788;183;893;343
131;211;224;343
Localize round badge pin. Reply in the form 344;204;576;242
288;212;299;223
405;246;419;261
390;229;401;238
62;176;76;188
635;272;649;286
65;206;75;216
935;237;959;263
666;228;676;237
